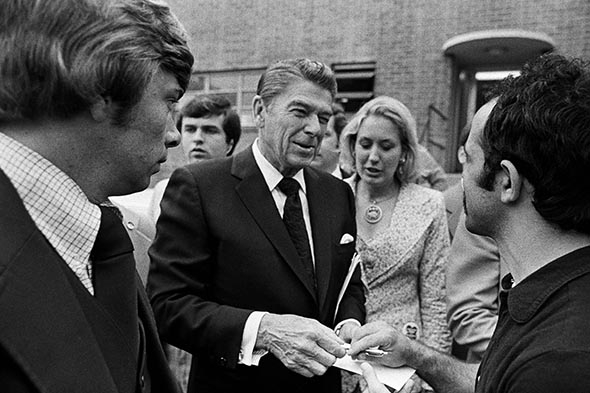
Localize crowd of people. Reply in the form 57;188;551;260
2;1;590;393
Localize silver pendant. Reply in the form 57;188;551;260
364;204;382;224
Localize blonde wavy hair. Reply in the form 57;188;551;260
339;96;419;183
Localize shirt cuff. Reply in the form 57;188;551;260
334;319;361;336
238;311;268;366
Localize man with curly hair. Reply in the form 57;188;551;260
350;53;590;393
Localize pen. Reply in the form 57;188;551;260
362;348;388;357
341;343;389;357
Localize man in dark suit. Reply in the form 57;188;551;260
148;58;366;393
0;1;193;392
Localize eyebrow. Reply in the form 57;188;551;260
290;99;332;117
201;125;222;131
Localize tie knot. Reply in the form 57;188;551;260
278;177;300;197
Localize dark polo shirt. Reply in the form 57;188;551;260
476;246;590;393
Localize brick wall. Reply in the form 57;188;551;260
156;0;589;180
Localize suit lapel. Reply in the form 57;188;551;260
305;168;333;313
0;170;119;393
232;148;317;301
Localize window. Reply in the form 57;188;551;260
332;62;376;113
185;69;264;129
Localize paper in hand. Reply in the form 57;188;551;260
333;355;415;391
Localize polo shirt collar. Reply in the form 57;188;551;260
505;245;590;323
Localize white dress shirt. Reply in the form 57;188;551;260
239;139;317;365
0;132;101;294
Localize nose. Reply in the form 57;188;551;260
304;115;322;138
165;114;181;148
368;146;380;162
194;128;205;142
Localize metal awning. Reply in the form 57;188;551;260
442;29;555;69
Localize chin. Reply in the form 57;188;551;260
289;157;314;169
189;157;208;164
361;175;385;186
309;160;323;170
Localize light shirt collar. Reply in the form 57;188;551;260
0;132;101;294
252;138;306;193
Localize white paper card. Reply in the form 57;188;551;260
334;252;362;322
333;355;415;391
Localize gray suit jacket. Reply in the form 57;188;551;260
446;212;507;362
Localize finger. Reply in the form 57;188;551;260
396;379;416;393
314;328;347;357
354;352;395;368
301;342;339;368
360;362;390;393
352;321;390;341
280;353;323;378
295;355;331;377
349;333;389;357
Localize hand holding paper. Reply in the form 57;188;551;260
349;321;414;368
335;321;422;390
333;353;415;391
257;313;347;378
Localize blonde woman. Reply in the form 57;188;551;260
340;97;451;390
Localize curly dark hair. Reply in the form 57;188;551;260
480;53;590;233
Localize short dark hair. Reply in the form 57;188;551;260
481;53;590;233
0;0;194;126
176;95;241;155
256;58;337;106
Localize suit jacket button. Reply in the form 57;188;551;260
219;357;227;366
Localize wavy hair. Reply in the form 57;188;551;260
0;0;194;126
256;58;337;106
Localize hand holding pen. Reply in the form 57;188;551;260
341;343;388;358
347;321;413;368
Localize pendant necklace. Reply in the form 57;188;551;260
363;193;397;224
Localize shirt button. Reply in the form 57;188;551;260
140;374;145;388
126;221;136;230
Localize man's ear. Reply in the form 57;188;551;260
89;96;114;123
499;159;524;204
252;95;265;128
225;139;235;156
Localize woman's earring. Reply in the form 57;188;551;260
398;157;406;176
